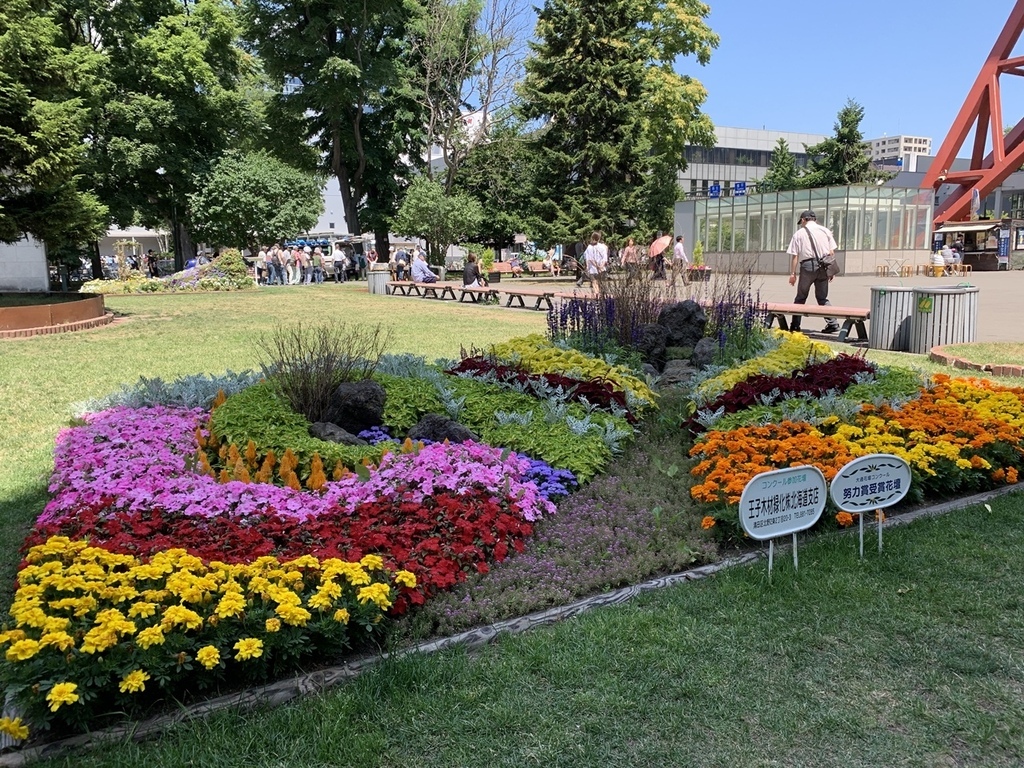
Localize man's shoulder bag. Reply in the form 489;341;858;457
806;226;840;278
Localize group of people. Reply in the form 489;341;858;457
932;236;966;272
255;243;378;286
388;245;435;282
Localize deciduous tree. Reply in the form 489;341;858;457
391;176;483;265
188;151;324;255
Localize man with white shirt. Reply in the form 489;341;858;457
411;250;438;283
787;210;839;334
670;235;690;288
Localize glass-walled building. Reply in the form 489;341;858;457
674;186;934;275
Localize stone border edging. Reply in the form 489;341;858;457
929;345;1024;378
0;312;115;340
2;484;1021;766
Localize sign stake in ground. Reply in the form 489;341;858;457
739;465;827;580
830;454;912;559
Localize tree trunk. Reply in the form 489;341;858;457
90;240;103;279
375;227;390;258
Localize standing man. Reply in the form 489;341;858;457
669;235;690;288
146;249;159;278
787;210;839;334
582;231;608;295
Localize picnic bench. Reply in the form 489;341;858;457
386;280;457;300
524;261;550;276
764;302;869;342
502;286;555;310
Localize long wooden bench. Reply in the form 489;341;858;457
459;285;500;303
524;261;550;276
387;280;421;296
764;302;869;342
419;282;458;300
502;286;555;310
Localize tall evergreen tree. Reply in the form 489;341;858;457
758;137;799;193
519;0;716;242
800;99;876;188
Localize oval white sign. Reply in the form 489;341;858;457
738;465;827;541
830;453;912;512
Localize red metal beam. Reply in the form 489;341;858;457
923;0;1024;224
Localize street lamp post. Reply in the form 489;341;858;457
156;167;183;273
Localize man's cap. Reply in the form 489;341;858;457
799;210;816;221
303;246;311;253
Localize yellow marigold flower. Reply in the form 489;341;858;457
160;605;203;631
39;632;75;652
196;645;221;670
285;555;320;570
359;554;384;571
357;583;393;610
118;669;150;694
701;516;716;530
265;618;281;633
333;608;350;624
128;601;158;619
46;682;79;712
43;616;71;633
393;570;417;588
0;630;26;646
215;591;246;619
317;579;343;600
80;626;119;654
307;592;333;611
136;625;166;650
275;604;311;627
5;639;40;662
0;717;29;741
233;637;264;661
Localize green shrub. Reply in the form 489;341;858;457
208;382;388;477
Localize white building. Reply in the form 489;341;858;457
864;134;933;172
678;126;829;199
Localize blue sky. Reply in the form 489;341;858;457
681;0;1024;149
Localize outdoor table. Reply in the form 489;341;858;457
884;257;908;276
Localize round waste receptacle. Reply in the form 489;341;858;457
909;285;979;355
367;263;390;295
869;286;915;351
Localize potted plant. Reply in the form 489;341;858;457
687;240;711;282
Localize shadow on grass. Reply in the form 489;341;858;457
0;481;49;607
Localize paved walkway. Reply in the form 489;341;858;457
736;270;1022;344
533;270;1023;344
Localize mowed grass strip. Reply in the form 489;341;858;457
33;493;1024;768
0;284;546;605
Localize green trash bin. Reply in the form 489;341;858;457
909;285;979;355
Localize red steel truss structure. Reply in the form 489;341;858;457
923;0;1024;224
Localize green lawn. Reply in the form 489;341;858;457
5;286;1024;766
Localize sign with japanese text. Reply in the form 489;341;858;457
829;454;911;512
734;182;746;197
738;466;827;541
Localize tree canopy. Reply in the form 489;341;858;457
391;176;483;265
519;0;717;243
758;138;799;193
188;151;323;255
0;0;107;247
801;99;878;188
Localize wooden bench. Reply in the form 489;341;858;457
490;262;524;278
524;261;550;276
419;281;458;300
763;302;869;342
459;285;500;303
502;286;555;310
387;280;422;296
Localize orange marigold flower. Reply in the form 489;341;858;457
836;512;854;527
1008;467;1019;484
701;516;716;530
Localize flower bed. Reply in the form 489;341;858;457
1;338;634;740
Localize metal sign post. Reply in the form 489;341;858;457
738;465;828;580
830;454;912;559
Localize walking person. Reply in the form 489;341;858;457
146;249;160;278
583;231;608;296
669;236;690;288
268;245;283;285
787;210;840;334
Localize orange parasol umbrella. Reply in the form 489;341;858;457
648;235;672;257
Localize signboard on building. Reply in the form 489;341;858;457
709;184;721;199
734;182;746;197
738;466;827;541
